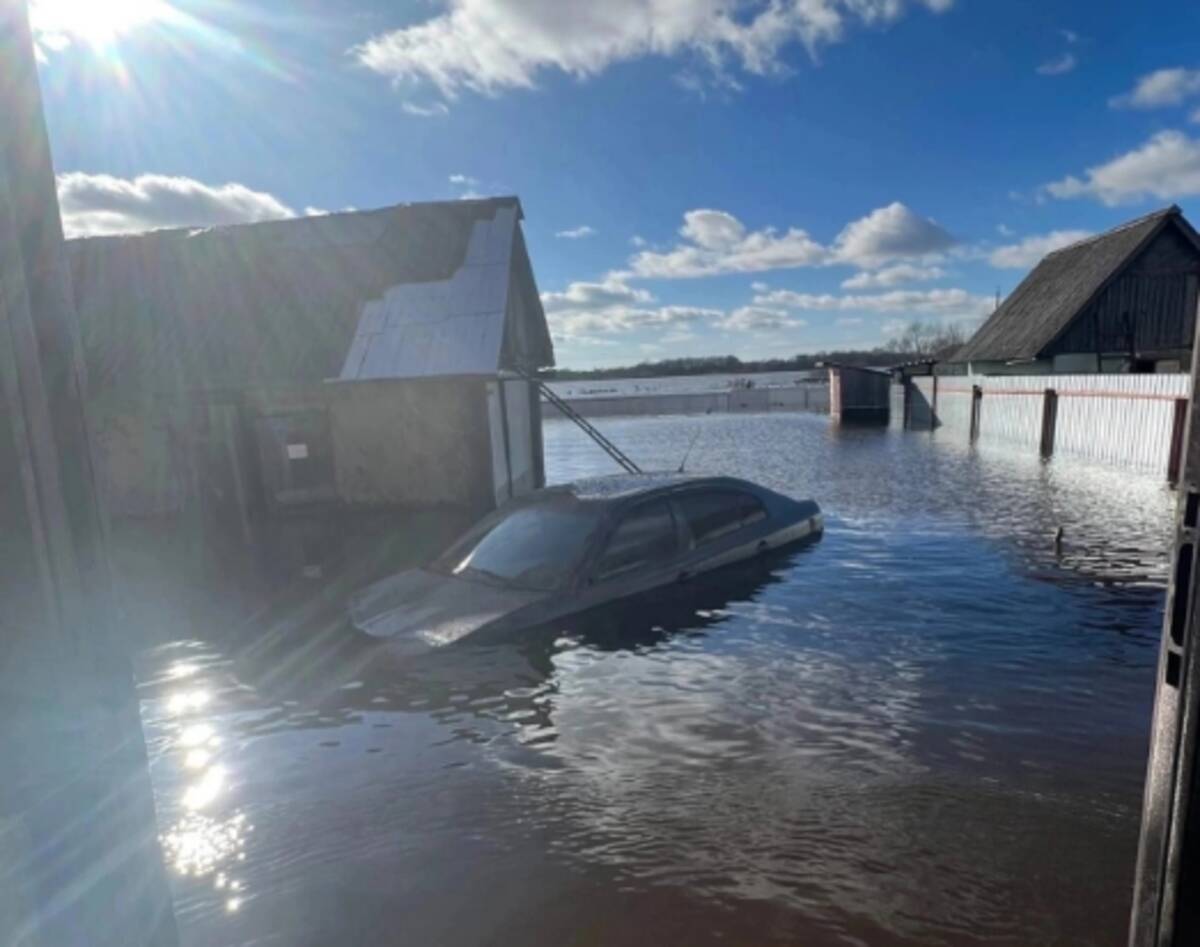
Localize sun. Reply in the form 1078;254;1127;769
30;0;171;49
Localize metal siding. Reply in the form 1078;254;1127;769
340;207;518;381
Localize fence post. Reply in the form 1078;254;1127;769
1169;398;1189;486
969;385;983;443
1039;389;1059;460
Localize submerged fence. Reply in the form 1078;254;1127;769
542;384;830;419
907;374;1190;479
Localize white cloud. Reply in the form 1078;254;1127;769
1110;67;1200;109
449;173;479;186
841;263;945;289
542;279;654;311
1036;52;1076;76
996;223;1015;236
627;203;953;279
56;172;296;238
754;286;993;317
830;202;956;267
1045;130;1200;205
1060;29;1080;44
556;225;596;239
402;101;450;117
353;0;955;101
630;235;647;247
629;208;826;278
541;277;718;339
716;306;803;331
988;229;1092;268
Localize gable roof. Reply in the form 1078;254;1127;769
955;206;1200;364
68;197;554;396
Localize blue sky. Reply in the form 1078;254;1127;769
29;0;1200;368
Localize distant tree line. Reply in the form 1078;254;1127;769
549;319;973;380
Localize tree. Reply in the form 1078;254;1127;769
882;320;973;360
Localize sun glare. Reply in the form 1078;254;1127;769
31;0;171;49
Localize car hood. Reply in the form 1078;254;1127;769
348;568;549;648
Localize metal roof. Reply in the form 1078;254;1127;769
68;197;554;394
338;205;518;380
955;206;1200;363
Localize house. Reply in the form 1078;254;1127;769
70;197;554;534
955;206;1200;375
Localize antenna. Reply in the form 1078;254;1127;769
677;428;702;474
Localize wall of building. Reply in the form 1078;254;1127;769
914;373;1189;477
327;377;494;511
88;399;191;518
86;377;526;525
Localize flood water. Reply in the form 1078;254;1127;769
136;413;1174;947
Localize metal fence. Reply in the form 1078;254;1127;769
542;384;830;419
911;374;1189;478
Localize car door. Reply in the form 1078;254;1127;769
581;497;687;607
671;487;770;579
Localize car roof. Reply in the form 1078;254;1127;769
533;472;761;506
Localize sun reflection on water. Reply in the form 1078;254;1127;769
155;670;252;918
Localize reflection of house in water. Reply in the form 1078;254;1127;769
71;197;554;548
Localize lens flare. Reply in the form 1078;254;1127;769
30;0;173;49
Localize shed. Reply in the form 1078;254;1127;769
955;206;1200;375
819;361;891;424
69;197;554;523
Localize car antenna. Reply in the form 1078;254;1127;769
677;428;702;473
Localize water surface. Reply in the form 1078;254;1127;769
138;413;1172;946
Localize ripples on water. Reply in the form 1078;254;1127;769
137;414;1173;946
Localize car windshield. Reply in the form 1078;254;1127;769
435;502;603;592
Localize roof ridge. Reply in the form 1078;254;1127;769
66;195;524;244
1044;204;1178;257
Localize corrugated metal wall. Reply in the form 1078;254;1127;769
976;376;1046;452
916;373;1188;476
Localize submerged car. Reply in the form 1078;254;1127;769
348;473;823;651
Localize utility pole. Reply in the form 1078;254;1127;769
0;3;178;944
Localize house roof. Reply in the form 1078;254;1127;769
955;205;1200;364
69;196;554;395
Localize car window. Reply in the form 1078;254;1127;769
594;499;678;581
676;489;767;547
437;503;603;591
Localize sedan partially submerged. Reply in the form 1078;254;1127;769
349;473;823;651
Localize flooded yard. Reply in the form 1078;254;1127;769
136;412;1173;946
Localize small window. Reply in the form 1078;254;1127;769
677;490;767;547
595;500;678;581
